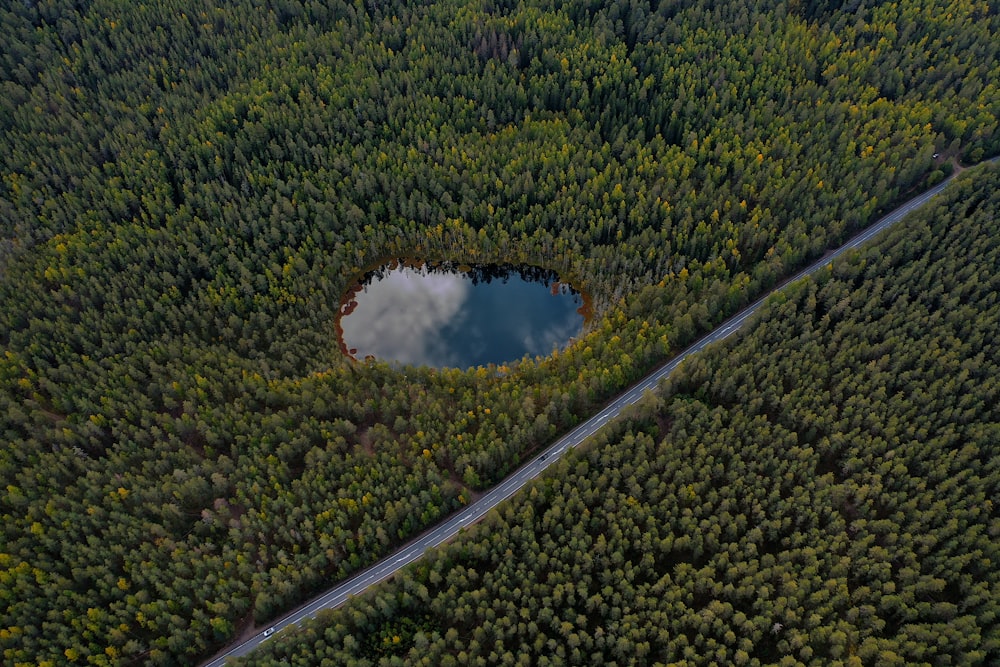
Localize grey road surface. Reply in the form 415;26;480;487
203;161;988;666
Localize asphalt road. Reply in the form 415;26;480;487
202;163;979;666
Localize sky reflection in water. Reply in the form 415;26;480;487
340;265;585;368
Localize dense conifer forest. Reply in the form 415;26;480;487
235;165;1000;666
1;0;998;664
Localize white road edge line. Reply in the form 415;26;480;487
202;162;993;667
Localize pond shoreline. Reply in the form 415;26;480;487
337;258;593;368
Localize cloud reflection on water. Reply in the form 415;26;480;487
340;267;471;367
520;310;582;358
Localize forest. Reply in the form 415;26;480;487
233;165;1000;666
1;0;998;664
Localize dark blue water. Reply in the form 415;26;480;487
339;262;587;368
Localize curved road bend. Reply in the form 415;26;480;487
204;161;989;666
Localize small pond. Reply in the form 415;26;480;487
338;261;589;368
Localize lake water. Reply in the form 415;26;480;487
338;261;588;368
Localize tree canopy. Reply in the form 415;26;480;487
1;0;998;664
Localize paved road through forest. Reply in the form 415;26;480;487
203;161;990;666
